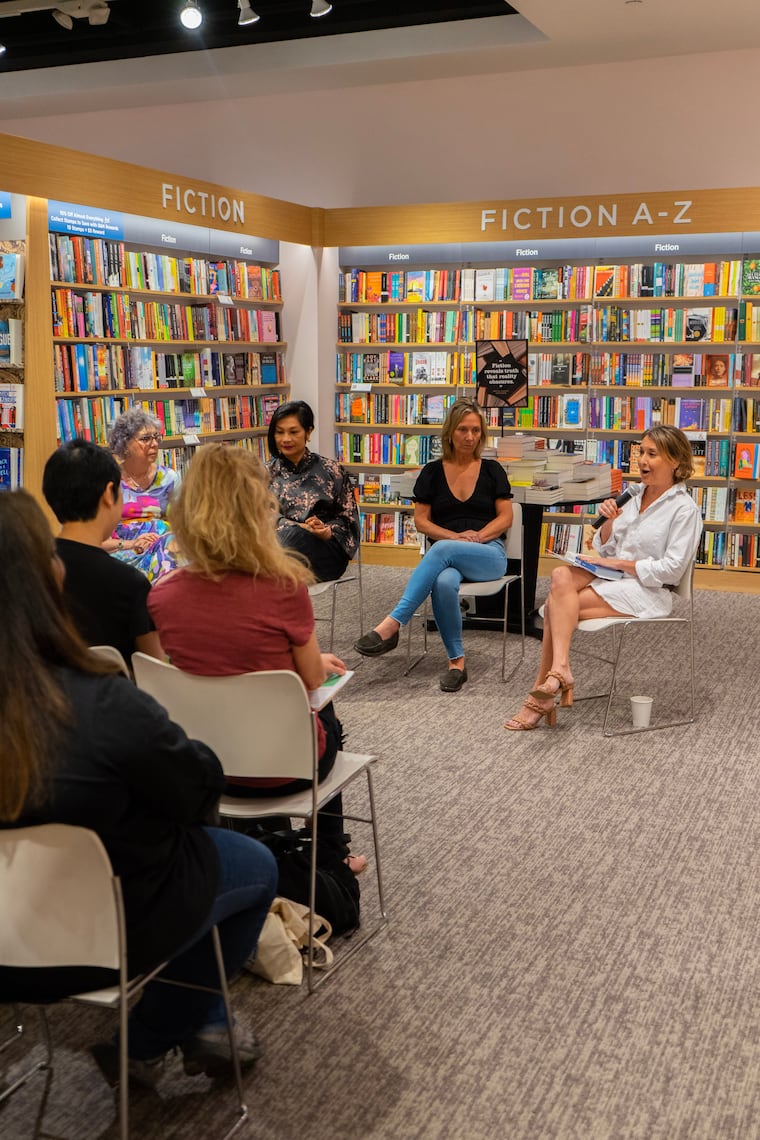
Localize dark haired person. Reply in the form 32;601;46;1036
43;439;162;665
0;490;277;1083
267;400;359;582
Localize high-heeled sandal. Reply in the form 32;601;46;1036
529;669;574;708
504;695;557;731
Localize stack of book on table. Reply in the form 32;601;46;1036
559;462;613;501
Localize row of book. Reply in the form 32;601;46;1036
57;392;284;443
156;434;269;475
0;444;23;490
592;306;739;344
358;511;420;547
0;383;24;431
339;260;753;305
356;472;413;505
585;351;740;388
338;309;469;346
724;532;760;568
334;431;443;467
696;530;726;567
0;318;23;366
49;235;281;300
334;391;454;426
51;288;281;343
53;343;283;393
336;350;469;386
475;308;590;343
586;395;746;433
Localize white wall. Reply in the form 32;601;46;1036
4;48;760;209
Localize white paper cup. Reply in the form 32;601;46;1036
630;695;653;729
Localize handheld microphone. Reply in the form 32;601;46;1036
591;488;634;530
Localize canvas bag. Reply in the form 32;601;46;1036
247;896;333;985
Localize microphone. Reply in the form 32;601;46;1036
591;488;634;530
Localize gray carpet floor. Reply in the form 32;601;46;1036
2;567;760;1140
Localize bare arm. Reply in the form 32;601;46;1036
477;498;513;543
291;630;329;691
134;630;165;661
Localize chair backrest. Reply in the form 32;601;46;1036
89;644;131;677
0;824;120;970
132;655;317;782
673;561;695;601
505;501;523;563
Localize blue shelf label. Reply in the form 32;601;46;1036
0;193;11;219
49;201;125;240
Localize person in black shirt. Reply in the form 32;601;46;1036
355;399;513;691
0;490;277;1084
42;439;162;666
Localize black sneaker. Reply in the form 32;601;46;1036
91;1042;166;1090
181;1027;262;1078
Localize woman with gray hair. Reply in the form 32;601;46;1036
106;408;179;581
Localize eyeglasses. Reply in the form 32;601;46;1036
135;433;163;444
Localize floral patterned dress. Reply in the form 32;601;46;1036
112;465;179;582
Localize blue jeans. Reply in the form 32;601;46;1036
128;828;277;1059
390;538;507;660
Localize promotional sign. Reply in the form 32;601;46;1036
475;339;529;410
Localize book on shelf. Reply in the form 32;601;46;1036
684;308;710;341
475;268;495;301
0;252;25;301
742;257;760;297
0;318;23;366
733;441;760;479
533;268;561;300
732;488;759;523
360;476;381;503
405;271;426;302
593;266;617;299
706;354;730;387
363;353;381;385
0;446;23;491
0;383;24;430
677;399;706;431
387;350;405;382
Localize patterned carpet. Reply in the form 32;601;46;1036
2;568;760;1140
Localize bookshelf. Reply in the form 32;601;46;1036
0;195;27;491
47;205;289;475
336;235;760;581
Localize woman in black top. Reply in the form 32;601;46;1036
355;399;513;691
0;490;277;1085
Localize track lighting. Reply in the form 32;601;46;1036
179;0;203;29
310;0;332;16
238;0;259;25
52;9;74;29
0;41;5;55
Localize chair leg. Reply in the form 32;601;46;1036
0;1007;53;1105
404;602;428;675
210;925;249;1138
600;620;697;737
328;582;338;653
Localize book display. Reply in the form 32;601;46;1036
337;233;760;575
0;204;26;491
48;203;289;473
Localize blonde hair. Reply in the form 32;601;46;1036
171;445;313;586
641;425;694;483
440;399;488;461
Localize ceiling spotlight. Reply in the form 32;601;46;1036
310;0;332;16
179;0;203;29
52;9;74;29
0;42;6;56
238;0;259;25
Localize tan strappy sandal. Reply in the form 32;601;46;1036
529;669;574;708
504;695;558;731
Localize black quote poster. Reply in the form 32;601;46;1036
475;339;529;409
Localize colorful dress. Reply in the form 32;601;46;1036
113;465;178;582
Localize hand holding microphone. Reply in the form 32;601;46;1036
591;488;634;530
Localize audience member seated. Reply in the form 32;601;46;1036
505;425;703;730
148;444;366;875
42;438;163;666
106;408;179;582
267;400;359;582
355;399;513;692
0;490;277;1086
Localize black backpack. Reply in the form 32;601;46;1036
249;821;361;937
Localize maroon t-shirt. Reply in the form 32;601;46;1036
148;569;322;783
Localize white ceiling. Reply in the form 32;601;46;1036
2;0;760;119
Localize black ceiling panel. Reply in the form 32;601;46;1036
0;1;518;73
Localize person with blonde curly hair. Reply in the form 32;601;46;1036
148;444;366;872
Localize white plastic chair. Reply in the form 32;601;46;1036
89;644;131;677
308;543;363;652
572;562;697;736
404;501;525;682
131;657;387;993
0;824;247;1139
